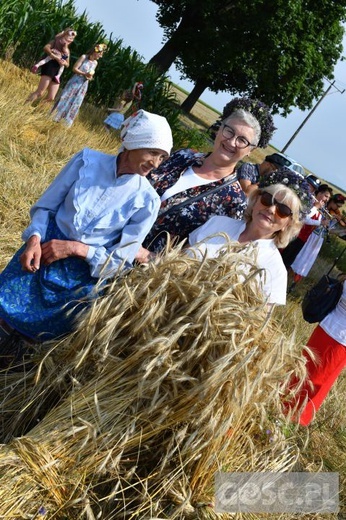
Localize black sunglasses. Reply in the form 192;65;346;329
260;191;293;218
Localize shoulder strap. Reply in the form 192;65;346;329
159;173;238;218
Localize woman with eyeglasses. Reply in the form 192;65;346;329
187;168;313;305
135;97;276;263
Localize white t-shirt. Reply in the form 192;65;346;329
160;166;212;201
320;281;346;345
188;216;287;305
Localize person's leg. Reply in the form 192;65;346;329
53;65;64;85
292;326;346;426
25;75;51;104
31;56;50;74
45;81;60;103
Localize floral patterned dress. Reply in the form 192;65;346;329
144;149;247;253
52;58;97;127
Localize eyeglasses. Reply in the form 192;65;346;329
260;191;293;218
221;124;256;149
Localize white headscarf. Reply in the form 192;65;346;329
120;109;173;156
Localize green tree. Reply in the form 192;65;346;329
149;0;346;114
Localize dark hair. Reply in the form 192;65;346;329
317;184;333;195
331;193;346;203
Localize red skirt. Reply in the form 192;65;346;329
291;326;346;426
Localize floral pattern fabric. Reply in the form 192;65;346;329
144;149;247;252
237;162;260;184
0;219;102;342
52;58;96;127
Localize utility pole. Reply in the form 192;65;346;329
281;81;344;154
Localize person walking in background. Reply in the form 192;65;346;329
0;110;172;364
31;28;77;84
25;28;75;105
131;81;144;112
286;275;346;426
281;177;327;269
52;43;107;127
136;97;276;261
236;153;282;195
288;184;333;291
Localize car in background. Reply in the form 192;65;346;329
267;152;305;176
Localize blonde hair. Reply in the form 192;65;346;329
245;184;303;248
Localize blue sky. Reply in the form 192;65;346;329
74;0;346;190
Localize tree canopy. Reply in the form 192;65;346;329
149;0;346;114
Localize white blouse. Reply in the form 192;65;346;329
320;281;346;345
188;216;287;305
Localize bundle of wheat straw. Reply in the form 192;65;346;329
0;244;306;518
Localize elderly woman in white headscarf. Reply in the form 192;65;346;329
0;110;173;351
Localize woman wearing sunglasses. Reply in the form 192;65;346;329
188;168;313;305
135;97;276;263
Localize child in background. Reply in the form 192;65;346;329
31;28;77;84
104;106;125;131
131;81;144;112
103;82;144;131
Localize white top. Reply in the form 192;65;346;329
320;280;346;345
188;216;287;305
304;206;322;226
160;166;212;201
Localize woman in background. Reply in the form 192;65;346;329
25;28;75;105
288;184;332;290
287;275;346;426
281;178;327;270
52;43;107;127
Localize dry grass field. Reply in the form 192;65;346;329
0;59;345;519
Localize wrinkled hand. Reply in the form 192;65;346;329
20;235;42;273
40;239;86;265
135;246;155;264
